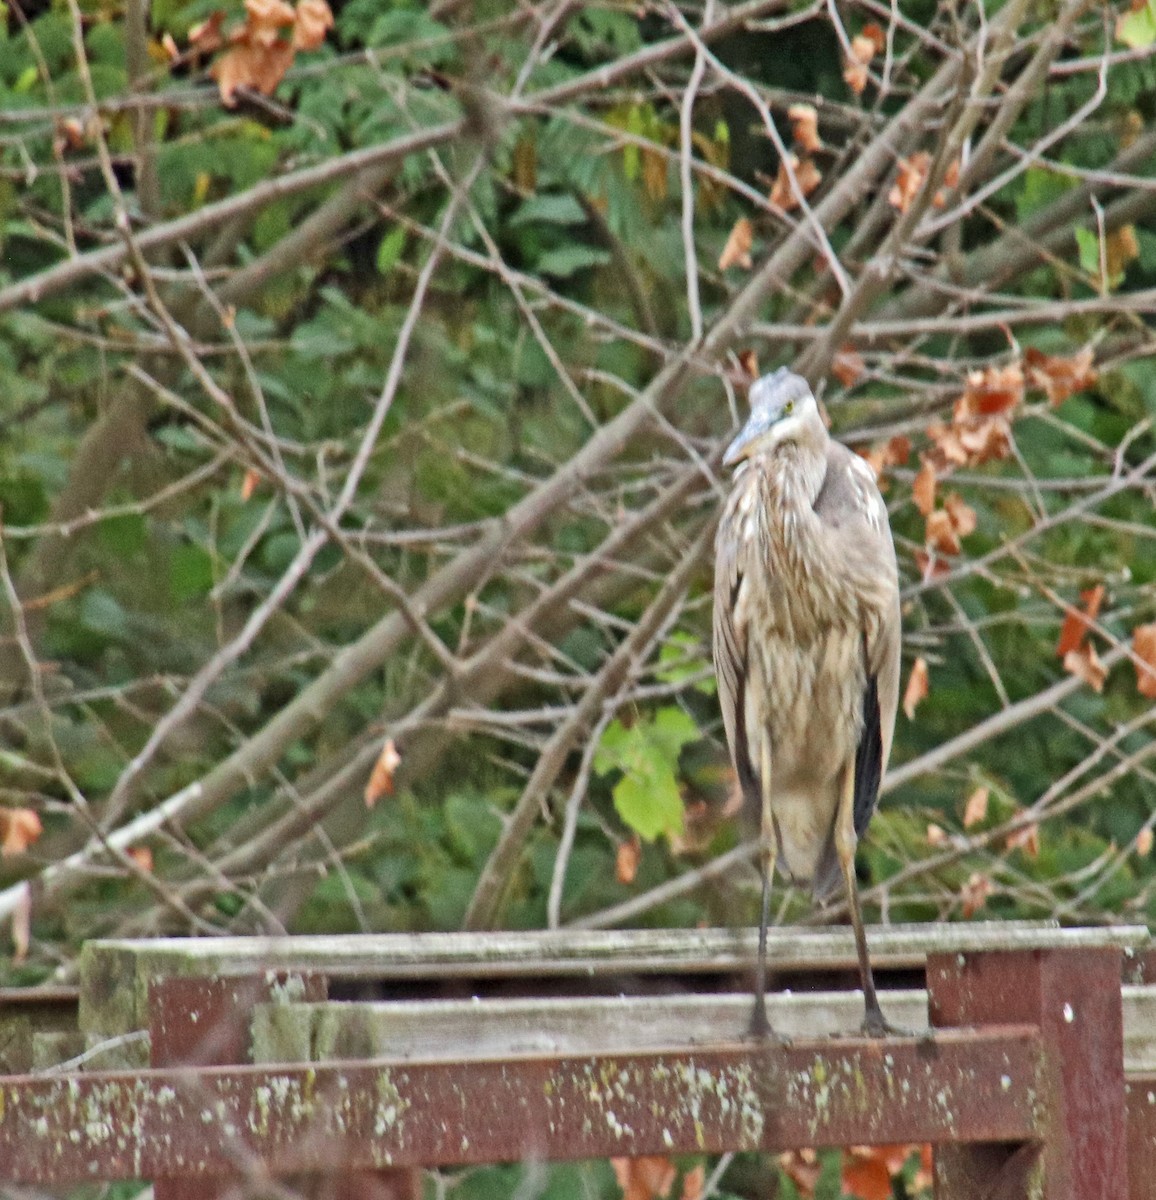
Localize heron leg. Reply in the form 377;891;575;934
834;768;896;1038
749;737;783;1041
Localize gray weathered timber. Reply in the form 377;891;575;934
78;921;1150;1040
249;985;1156;1076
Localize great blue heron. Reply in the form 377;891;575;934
712;367;901;1037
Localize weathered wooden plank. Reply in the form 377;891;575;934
0;1029;1044;1184
249;984;1156;1077
77;922;1150;1040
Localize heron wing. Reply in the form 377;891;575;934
813;443;902;820
712;500;758;803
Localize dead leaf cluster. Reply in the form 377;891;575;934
1;807;43;857
902;655;929;720
768;153;822;212
718;217;753;271
960;871;993;918
204;0;334;106
843;23;885;95
611;1156;703;1200
1024;346;1098;407
364;738;402;807
1057;585;1107;694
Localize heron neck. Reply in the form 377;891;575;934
762;433;828;513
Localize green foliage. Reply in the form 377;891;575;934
595;708;699;841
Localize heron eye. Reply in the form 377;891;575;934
783;401;795;415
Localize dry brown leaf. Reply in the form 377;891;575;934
1025;346;1097;407
957;364;1024;419
927;823;948;848
924;508;961;556
293;0;334;50
189;11;227;52
1106;224;1140;279
1064;643;1107;693
960;871;993;918
616;834;642;884
768;154;821;211
884;434;911;466
718;217;753;271
956;415;1012;464
12;881;31;964
1006;821;1040;858
912;461;936;516
832;346;864;388
841;1151;892;1200
861;22;887;54
888;151;930;214
364;738;402;807
914;548;952;581
1056;584;1105;658
240;467;262;501
944;492;976;538
843;58;869;95
778;1149;821;1197
246;0;296;41
680;1164;706;1200
1137;827;1154;857
212;37;295;103
933;157;961;206
611;1156;677;1200
787;103;822;153
963;786;989;828
903;656;929;720
1132;622;1156;699
736;348;759;380
127;846;154;873
912;1145;934;1192
1;807;43;857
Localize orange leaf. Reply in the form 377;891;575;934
888;152;930;214
787;103;822;154
778;1149;821;1197
924;508;961;556
841;1152;892;1200
736;348;760;380
1063;643;1107;693
616;834;642;885
1006;820;1040;858
1056;584;1105;658
768;154;821;211
240;467;262;501
212;37;295;104
611;1157;677;1200
245;0;296;42
843;58;869;95
884;434;911;466
933;157;961;206
912;461;936;516
1133;623;1156;699
861;22;887;54
364;738;402;808
963;787;989;828
832;346;864;388
189;11;226;52
127;846;154;873
957;364;1024;419
293;0;334;50
680;1164;706;1200
1137;828;1154;857
926;822;948;847
944;493;976;538
914;548;952;581
1025;346;1097;407
960;871;993;918
903;656;929;720
718;217;753;271
1;807;43;857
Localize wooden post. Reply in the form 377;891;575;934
927;946;1127;1199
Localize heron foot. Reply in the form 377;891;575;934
859;1006;913;1039
747;997;791;1044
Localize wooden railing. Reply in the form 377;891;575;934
1;922;1152;1198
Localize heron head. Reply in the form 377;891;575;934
723;369;819;467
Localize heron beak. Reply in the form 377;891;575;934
723;410;774;467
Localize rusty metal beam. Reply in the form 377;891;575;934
0;1028;1042;1185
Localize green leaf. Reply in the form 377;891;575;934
509;193;587;227
534;244;611;278
594;707;699;841
1117;0;1156;49
375;225;407;275
1074;226;1100;278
